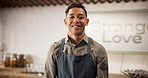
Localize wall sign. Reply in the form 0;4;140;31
86;10;148;53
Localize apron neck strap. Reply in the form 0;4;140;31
87;37;91;53
59;38;65;52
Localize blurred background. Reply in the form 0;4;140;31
0;0;148;78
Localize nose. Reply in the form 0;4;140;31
73;17;80;24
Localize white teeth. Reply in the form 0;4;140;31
73;26;80;27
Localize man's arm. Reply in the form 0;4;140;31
44;44;57;78
96;47;109;78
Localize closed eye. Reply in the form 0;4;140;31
78;16;84;20
69;16;74;19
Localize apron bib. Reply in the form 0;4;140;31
57;38;96;78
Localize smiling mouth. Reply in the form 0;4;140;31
72;26;82;30
72;26;81;27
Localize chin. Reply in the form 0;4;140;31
74;32;83;35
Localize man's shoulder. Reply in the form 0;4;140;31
89;37;107;57
89;37;103;46
89;37;106;50
51;38;65;48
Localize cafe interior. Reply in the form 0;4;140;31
0;0;148;78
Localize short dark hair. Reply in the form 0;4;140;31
65;3;87;17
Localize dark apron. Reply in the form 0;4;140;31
57;38;96;78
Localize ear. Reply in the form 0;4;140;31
64;18;67;26
85;19;89;26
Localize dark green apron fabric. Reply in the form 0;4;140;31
57;38;96;78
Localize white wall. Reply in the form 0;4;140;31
1;6;67;64
0;9;2;42
0;8;3;65
0;1;148;74
108;53;148;74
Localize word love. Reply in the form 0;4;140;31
103;33;142;43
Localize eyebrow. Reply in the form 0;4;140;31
69;13;84;16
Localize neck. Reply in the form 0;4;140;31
68;33;85;44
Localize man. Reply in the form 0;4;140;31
45;3;108;78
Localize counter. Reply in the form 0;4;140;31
0;66;128;78
0;66;44;78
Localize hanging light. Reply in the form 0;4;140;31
116;0;122;3
92;0;99;4
100;0;107;3
108;0;115;3
84;0;92;4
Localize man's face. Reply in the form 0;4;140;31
64;8;89;36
